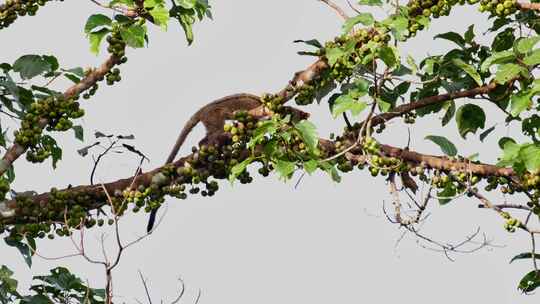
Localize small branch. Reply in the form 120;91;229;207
193;289;202;304
366;82;498;130
406;226;496;261
532;233;538;272
91;139;119;185
478;203;531;211
138;270;153;304
170;277;186;304
318;0;350;20
346;0;362;14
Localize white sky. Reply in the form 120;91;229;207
0;0;538;303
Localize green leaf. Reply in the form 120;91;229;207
441;100;455;126
497;140;520;167
63;67;84;77
149;5;170;30
318;162;341;182
379;45;399;68
120;24;147;48
434;31;465;48
6;165;15;183
0;265;20;300
510;252;540;264
438;183;456;205
330;166;341;182
5;238;34;268
63;74;80;84
425;135;457;156
456;104;486;138
492;28;515;52
176;0;197;9
228;157;254;183
523;49;540;66
407;55;418;74
518;270;540;293
452;58;482;86
480;50;516;72
144;0;164;7
248;120;278;149
376;97;391;112
32;267;86;294
72;125;84;141
357;0;383;5
416;15;430;28
275;160;296;180
304;159;318;174
42;55;59;72
41;135;62;169
331;95;367;118
498;137;516;149
510;90;532;117
464;24;475;43
342;13;374;34
479;125;496;142
514;35;540;54
293;39;323;48
89;28;110;55
494;63;528;84
467;153;479;161
23;295;52;304
13;55;52;80
386;15;409;41
421;57;440;74
177;13;195;45
84;14;112;34
325;47;345;66
518;144;540;173
394;81;410;95
295;120;319;154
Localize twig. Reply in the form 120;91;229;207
194;289;202;304
318;0;350;20
170;277;186;304
346;0;362;14
138;270;153;304
532;233;538;272
478;203;531;211
91;139;119;185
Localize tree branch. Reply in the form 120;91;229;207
366;82;498;128
518;1;540;11
0;55;120;176
0;131;518;226
318;0;350;20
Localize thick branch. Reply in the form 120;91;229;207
0;135;518;225
378;144;514;177
0;55;120;176
518;1;540;11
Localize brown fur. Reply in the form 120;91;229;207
164;93;263;164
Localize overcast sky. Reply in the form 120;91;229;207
1;0;538;303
